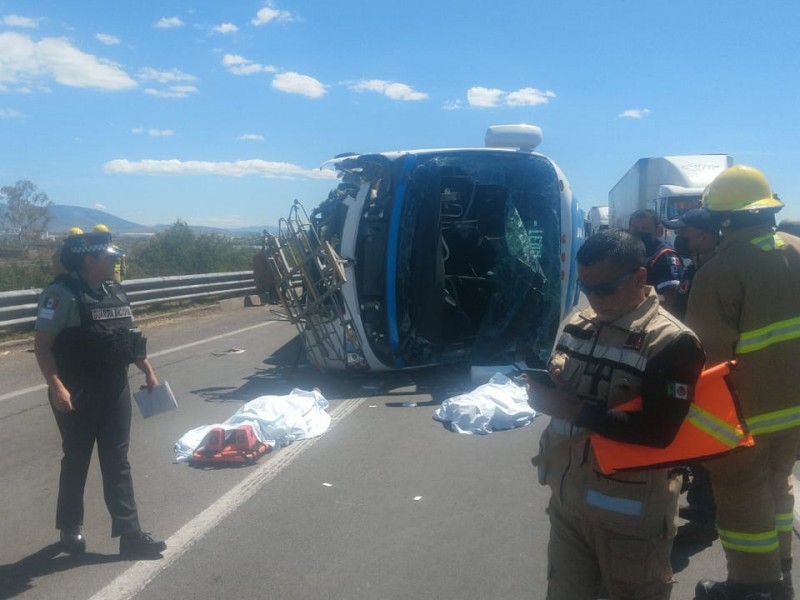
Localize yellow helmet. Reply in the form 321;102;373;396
93;223;110;232
702;165;784;213
67;226;84;236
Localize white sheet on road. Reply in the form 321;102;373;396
433;373;537;435
173;388;331;462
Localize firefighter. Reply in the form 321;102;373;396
528;228;704;600
687;166;800;600
33;228;167;558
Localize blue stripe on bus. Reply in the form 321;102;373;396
386;154;417;367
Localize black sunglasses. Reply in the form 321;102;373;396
578;269;639;298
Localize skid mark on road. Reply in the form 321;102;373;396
87;397;363;600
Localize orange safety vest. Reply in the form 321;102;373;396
591;361;754;475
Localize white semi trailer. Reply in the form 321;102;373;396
608;155;734;231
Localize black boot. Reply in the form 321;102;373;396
59;526;86;554
119;530;167;559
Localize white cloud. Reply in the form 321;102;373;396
238;133;264;141
94;203;106;210
467;87;504;108
155;17;183;29
3;14;37;28
222;53;276;75
137;67;197;83
148;128;174;137
103;158;339;180
96;33;120;45
349;79;428;101
213;23;238;34
143;85;197;98
506;87;556;106
252;4;294;26
0;32;136;91
618;108;651;119
442;99;462;111
131;127;174;136
137;68;197;98
0;106;25;119
272;71;326;98
137;67;196;84
467;86;556;108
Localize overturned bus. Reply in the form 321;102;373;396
265;124;583;372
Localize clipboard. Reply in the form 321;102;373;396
133;381;178;418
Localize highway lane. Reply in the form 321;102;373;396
0;303;307;599
0;302;797;599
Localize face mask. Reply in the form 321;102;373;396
673;235;691;257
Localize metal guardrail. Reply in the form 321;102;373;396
0;271;256;330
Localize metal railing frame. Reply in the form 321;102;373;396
0;271;255;330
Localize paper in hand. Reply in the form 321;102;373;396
133;381;178;418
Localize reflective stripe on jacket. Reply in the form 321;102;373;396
537;288;701;537
686;228;800;432
591;361;754;474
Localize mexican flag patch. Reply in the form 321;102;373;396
37;295;59;320
667;382;689;400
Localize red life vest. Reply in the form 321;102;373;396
591;361;754;475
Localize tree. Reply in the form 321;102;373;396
0;180;53;251
125;220;251;277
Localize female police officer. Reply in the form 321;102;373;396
33;228;167;558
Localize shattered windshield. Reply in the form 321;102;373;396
362;150;563;368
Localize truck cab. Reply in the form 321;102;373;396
609;154;734;240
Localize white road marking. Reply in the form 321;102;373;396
0;321;276;404
87;397;363;600
0;382;48;403
146;322;275;359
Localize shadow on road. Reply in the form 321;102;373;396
0;544;124;600
190;333;481;407
671;539;715;574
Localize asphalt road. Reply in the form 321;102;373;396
0;301;796;599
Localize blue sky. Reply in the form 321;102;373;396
1;1;798;230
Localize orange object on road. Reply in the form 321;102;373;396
190;425;271;467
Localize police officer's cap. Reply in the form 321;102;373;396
663;208;716;234
63;229;125;258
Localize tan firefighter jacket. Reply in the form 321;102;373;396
686;226;800;435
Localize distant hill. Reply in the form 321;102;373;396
1;203;274;236
47;204;151;235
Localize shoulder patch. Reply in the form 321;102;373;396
37;294;59;320
667;382;690;400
